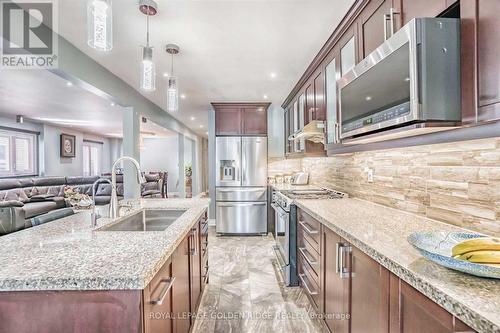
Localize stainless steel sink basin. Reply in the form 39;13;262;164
98;209;187;231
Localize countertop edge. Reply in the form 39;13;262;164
294;199;498;333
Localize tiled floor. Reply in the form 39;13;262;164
192;227;327;333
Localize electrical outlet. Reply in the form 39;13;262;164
367;168;374;183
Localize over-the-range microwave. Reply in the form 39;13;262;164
338;18;461;142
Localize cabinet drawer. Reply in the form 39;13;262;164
298;236;320;276
297;211;321;253
298;253;321;310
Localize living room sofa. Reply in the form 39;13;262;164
0;174;164;235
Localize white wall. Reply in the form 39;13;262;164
0;115;114;177
140;136;180;194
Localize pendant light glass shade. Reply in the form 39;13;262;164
87;0;113;51
140;46;156;91
166;76;178;112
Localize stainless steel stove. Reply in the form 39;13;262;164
271;187;347;286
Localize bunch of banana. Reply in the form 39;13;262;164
452;237;500;266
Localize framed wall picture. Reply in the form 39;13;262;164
60;134;76;157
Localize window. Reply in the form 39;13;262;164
82;141;102;176
0;129;38;178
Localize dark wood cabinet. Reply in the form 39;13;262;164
322;227;349;333
242;107;268;134
215;108;242;135
144;257;174;333
284;107;291;155
200;214;209;289
297;207;476;333
357;0;393;59
461;0;500;123
394;0;447;26
350;247;390;333
172;232;191;333
213;103;270;136
305;83;315;124
389;274;475;333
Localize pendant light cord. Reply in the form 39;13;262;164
170;53;174;76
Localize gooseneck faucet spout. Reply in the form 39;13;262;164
110;156;146;219
91;178;113;228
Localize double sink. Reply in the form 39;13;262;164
98;209;187;232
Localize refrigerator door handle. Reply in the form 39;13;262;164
217;202;266;207
241;139;246;184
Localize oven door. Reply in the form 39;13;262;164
271;203;289;268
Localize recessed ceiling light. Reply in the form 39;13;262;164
269;72;277;79
263;94;268;99
199;124;204;128
66;81;73;87
110;102;115;106
190;116;196;121
180;94;186;99
365;96;372;101
163;72;169;77
205;131;209;135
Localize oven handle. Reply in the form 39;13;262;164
271;203;288;217
273;245;288;271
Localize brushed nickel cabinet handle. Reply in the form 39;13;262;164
298;247;317;265
298;273;318;295
298;221;318;235
150;277;175;305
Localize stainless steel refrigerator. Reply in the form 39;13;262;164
215;136;267;234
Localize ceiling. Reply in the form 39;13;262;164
0;69;175;138
55;0;355;137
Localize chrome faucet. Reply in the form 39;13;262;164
110;156;146;219
91;178;113;228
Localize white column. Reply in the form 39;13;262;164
178;133;185;198
122;107;141;199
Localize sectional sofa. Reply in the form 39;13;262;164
0;174;163;235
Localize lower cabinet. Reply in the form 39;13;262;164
144;211;208;333
297;208;476;333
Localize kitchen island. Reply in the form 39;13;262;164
0;198;210;333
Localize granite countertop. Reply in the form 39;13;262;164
0;198;209;291
294;198;500;333
270;183;325;191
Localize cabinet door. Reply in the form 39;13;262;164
313;71;326;120
298;93;306;151
322;227;349;333
305;83;314;124
242;107;267;135
476;0;500;121
215;108;241;135
325;51;340;145
389;274;470;333
357;0;393;59
189;222;202;312
395;0;447;26
339;26;357;77
144;258;174;333
172;235;191;333
350;247;390;333
284;108;291;155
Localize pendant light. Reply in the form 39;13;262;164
165;44;180;112
87;0;113;51
139;0;158;92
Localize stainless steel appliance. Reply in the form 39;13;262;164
216;136;267;234
271;187;347;286
338;18;461;142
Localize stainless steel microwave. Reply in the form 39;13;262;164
338;18;461;141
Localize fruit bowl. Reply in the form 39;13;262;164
407;231;500;279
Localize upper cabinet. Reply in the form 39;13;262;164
325;49;340;146
213;103;270;136
357;0;394;59
461;0;500;123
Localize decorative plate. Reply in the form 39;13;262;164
407;231;500;279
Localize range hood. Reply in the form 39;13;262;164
288;120;325;144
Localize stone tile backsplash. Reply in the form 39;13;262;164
269;137;500;236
